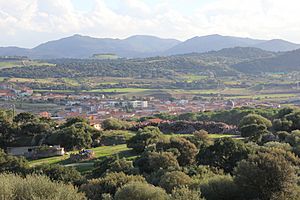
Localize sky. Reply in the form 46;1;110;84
1;0;300;48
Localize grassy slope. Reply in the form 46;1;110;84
27;133;240;173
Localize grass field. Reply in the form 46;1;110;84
28;144;133;173
27;133;238;173
0;60;55;69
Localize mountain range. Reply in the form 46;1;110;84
0;34;300;59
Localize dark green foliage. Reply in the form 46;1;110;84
158;171;192;193
234;151;299;200
197;138;251;173
134;151;180;174
168;137;198;166
127;126;163;153
239;114;272;142
188;130;213;149
0;173;86;200
80;172;146;199
0;149;29;174
239;113;272;128
63;117;89;128
232;49;300;74
114;182;169;200
47;124;93;150
0;56;235;79
200;175;240;200
178;112;197;121
32;164;84;185
47;120;102;150
93;156;136;178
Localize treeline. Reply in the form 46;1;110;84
141;107;278;126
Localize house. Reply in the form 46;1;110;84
6;145;65;159
0;90;16;100
39;111;51;118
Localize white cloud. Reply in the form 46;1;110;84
0;0;300;47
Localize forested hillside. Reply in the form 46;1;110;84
0;47;277;79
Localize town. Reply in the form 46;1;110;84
0;82;281;126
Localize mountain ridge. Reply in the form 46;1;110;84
0;34;299;59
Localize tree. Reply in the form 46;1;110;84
102;118;131;130
188;130;213;149
158;171;192;193
63;117;89;128
239;114;272;128
197;138;251;173
239;114;272;142
80;172;145;200
0;173;86;200
32;164;84;185
134;151;180;174
168;137;198;166
114;182;169;200
178;112;197;121
47;123;93;150
127;126;163;153
13;112;36;124
0;149;29;174
240;123;270;142
93;156;136;178
234;152;299;200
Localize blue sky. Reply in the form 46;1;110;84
0;0;300;47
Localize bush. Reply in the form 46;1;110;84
135;151;180;174
159;171;192;193
234;151;299;200
93;157;137;178
80;172;145;200
0;149;29;174
102;118;131;130
127;126;163;153
200;175;240;200
171;186;204;200
0;173;86;200
168;137;198;166
32;164;84;185
47;124;93;150
114;182;169;200
197;138;251;173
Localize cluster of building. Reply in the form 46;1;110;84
0;83;33;100
0;83;281;125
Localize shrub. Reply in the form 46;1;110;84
127;126;163;153
135;151;180;174
159;171;192;193
80;172;145;200
197;138;251;173
171;186;204;200
234;152;299;200
0;149;29;174
114;182;169;200
200;175;240;200
93;157;137;178
0;173;86;200
169;137;198;166
102;118;131;130
32;164;84;185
